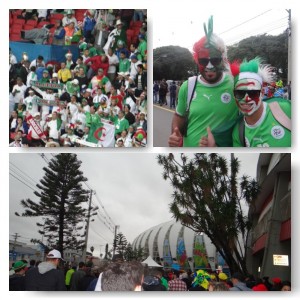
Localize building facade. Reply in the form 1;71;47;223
246;153;291;281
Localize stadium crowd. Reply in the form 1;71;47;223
9;9;147;147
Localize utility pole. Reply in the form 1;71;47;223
12;233;21;261
286;9;291;84
112;225;119;257
82;190;94;262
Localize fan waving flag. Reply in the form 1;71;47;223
85;112;115;147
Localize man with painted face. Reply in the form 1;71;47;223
231;57;291;147
200;57;291;147
168;16;238;147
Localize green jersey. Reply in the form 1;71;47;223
176;74;238;147
232;101;291;147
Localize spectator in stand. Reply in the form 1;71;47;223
89;67;111;94
129;55;142;80
52;20;66;46
26;66;38;87
115;40;130;60
64;22;76;45
107;47;119;82
29;55;45;70
119;50;131;73
137;34;147;62
83;10;96;43
74;67;89;91
134;64;146;97
85;55;109;80
65;52;75;70
62;10;77;27
104;19;126;53
58;62;72;84
12;77;27;110
129;43;142;62
94;21;109;54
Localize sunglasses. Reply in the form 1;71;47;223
234;90;261;100
198;57;222;66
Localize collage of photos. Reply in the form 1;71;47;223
8;6;293;297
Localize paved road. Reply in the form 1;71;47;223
153;104;175;147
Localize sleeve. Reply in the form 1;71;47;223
55;28;66;39
175;80;188;116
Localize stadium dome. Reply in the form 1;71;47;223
132;220;224;271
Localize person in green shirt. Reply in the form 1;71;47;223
168;16;238;147
200;57;291;147
137;34;147;62
111;110;129;139
118;51;130;73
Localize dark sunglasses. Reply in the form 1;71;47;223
234;90;261;100
198;57;222;66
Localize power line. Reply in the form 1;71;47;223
219;10;272;35
9;172;38;193
9;162;39;186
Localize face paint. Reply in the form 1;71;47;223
234;90;262;116
197;48;223;83
234;77;263;116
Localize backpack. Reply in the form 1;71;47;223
238;98;291;146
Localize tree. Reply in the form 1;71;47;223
154;46;197;80
113;232;128;257
157;153;260;275
227;32;288;81
15;154;90;256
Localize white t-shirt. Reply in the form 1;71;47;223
47;119;61;139
107;54;119;74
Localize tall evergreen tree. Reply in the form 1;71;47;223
157;153;260;275
15;154;90;256
113;232;128;257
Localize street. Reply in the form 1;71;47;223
153;102;175;147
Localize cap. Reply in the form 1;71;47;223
46;249;64;260
33;112;40;117
52;72;58;78
43;69;49;74
138;34;145;39
131;54;137;60
12;260;27;271
117;72;125;77
72;79;79;85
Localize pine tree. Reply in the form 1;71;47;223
15;154;90;256
157;153;260;275
113;232;128;257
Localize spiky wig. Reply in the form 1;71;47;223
231;57;275;86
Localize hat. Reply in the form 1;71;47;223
33;112;40;117
72;79;79;85
98;68;104;72
66;9;73;15
272;277;282;284
52;72;58;78
46;249;64;260
66;52;73;57
115;19;123;26
117;72;125;77
43;69;49;74
45;141;60;147
86;88;92;93
218;272;228;281
252;283;268;291
12;260;27;271
117;39;124;46
131;54;137;60
138;34;145;39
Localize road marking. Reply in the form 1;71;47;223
153;104;174;113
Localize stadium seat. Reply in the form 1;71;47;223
10;25;23;34
37;21;50;28
9;33;21;41
26;19;38;27
51;13;64;20
12;18;25;26
23;24;35;30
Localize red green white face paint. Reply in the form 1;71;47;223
197;48;223;83
234;77;262;116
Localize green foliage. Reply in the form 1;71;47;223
153;46;197;80
227;33;288;81
157;153;260;275
16;154;90;256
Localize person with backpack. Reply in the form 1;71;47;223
168;16;238;147
200;57;291;147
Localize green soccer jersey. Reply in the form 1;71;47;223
232;101;291;147
176;74;238;147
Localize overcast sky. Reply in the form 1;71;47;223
153;8;290;50
9;153;259;257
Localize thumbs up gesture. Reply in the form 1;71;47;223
199;127;216;147
168;127;183;147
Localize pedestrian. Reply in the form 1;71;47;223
25;249;67;291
